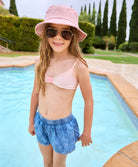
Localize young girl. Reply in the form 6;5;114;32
28;5;94;167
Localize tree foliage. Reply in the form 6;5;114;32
102;0;108;36
80;6;83;15
103;35;116;50
79;4;91;22
84;4;87;13
0;6;10;15
9;0;18;16
92;3;96;25
79;11;90;22
116;0;127;48
129;0;138;42
95;1;102;36
109;0;116;37
88;3;91;15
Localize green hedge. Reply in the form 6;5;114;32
128;42;138;52
79;21;95;53
0;15;95;53
119;42;138;52
0;15;41;51
93;35;105;50
119;42;129;51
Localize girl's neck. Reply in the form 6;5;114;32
52;50;71;61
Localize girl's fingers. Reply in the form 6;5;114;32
78;135;93;146
78;135;82;141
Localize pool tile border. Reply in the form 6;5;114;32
89;69;138;118
0;61;138;167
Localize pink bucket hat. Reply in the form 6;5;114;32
35;5;87;42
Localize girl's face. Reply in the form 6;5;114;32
46;24;72;54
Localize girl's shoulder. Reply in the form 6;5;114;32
34;56;40;64
75;58;88;70
34;56;40;70
74;58;88;77
34;55;40;61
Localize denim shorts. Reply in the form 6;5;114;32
34;111;80;155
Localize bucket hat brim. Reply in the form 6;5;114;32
35;19;87;42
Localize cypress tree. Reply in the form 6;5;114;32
84;4;87;13
9;0;18;16
96;1;102;36
88;3;92;22
79;5;88;22
117;0;127;48
102;0;108;36
88;3;91;15
80;6;83;15
129;0;138;42
92;2;96;25
109;0;117;37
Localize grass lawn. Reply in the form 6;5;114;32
83;49;138;64
94;49;138;56
83;55;138;64
95;49;125;56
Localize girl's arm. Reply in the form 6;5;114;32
28;57;39;136
76;60;94;146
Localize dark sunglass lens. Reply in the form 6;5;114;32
61;31;72;40
46;29;57;38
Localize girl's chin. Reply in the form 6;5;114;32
51;47;68;53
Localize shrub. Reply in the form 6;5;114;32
108;43;115;50
93;35;105;49
119;42;129;51
128;42;138;52
118;42;138;52
85;46;95;54
79;21;95;53
0;15;41;52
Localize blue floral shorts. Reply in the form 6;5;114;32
34;111;80;155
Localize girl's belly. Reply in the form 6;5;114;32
38;84;76;120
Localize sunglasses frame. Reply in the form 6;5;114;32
46;28;74;40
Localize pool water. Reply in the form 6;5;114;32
0;65;137;167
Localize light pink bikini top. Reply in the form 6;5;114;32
45;60;79;89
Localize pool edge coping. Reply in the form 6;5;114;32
103;141;138;167
88;69;138;119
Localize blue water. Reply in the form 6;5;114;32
0;65;137;167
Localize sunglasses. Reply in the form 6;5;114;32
46;28;73;40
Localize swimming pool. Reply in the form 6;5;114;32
0;65;137;167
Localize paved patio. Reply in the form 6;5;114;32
0;55;138;166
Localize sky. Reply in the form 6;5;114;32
3;0;134;40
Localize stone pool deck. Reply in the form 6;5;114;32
0;55;138;166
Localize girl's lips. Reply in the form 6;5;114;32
53;42;64;46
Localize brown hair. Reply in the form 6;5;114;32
36;24;88;96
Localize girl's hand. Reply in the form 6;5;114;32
78;133;92;147
28;122;35;136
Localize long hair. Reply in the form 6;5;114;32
36;24;88;96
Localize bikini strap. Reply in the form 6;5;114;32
71;59;79;69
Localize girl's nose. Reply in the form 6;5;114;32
55;31;62;40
